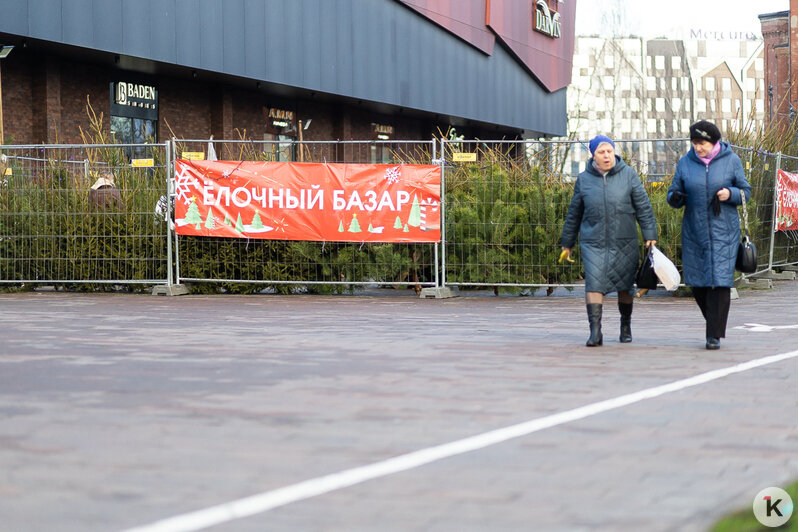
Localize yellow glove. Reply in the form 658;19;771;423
558;249;575;263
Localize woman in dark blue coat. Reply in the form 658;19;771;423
561;135;658;347
667;121;751;350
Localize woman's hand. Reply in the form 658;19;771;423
716;188;731;201
558;247;574;263
645;240;657;248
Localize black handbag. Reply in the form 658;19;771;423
736;191;758;274
636;246;658;289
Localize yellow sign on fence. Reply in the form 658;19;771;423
181;152;205;160
452;152;477;162
131;158;155;168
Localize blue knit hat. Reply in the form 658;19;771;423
589;134;615;155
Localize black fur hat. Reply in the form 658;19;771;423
689;120;721;144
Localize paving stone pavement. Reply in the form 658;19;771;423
0;282;797;532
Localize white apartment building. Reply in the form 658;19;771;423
565;35;765;179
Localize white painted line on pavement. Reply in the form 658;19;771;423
122;349;798;532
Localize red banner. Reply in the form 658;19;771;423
174;160;441;242
776;169;798;231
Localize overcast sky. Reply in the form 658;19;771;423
575;0;789;39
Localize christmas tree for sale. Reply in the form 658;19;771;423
407;195;421;227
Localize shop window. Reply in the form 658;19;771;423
109;80;158;159
263;134;294;161
110;117;156;159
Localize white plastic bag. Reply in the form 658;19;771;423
650;245;680;291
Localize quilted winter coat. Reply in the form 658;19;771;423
560;156;658;293
667;142;751;288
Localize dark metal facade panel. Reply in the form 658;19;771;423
93;1;123;52
28;0;62;41
62;0;93;48
0;0;567;135
175;1;201;67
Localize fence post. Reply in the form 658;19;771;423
768;152;781;273
420;138;457;298
153;139;190;295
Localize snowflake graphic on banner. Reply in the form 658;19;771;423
384;166;401;184
175;166;199;205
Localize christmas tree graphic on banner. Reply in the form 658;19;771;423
180;199;202;229
407;196;421;227
204;208;215;229
394;216;403;230
348;214;362;233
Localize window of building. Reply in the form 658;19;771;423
655;55;665;69
656;98;665;112
647;119;657;131
263;134;294;161
604;76;614;90
722;78;731;91
672;78;678;91
697;99;706;112
722;99;731;113
672;98;681;112
647;77;656;90
706;78;715;91
263;107;297;161
682;118;690;131
604;55;614;68
710;99;716;112
671;56;680;70
109;80;158;159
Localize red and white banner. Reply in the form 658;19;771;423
174;160;441;242
776;169;798;231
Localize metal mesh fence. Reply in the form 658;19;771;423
171;140;439;292
0;143;170;287
440;138;793;290
2;138;796;293
763;151;798;270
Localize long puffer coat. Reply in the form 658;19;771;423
561;156;658;294
667;142;751;288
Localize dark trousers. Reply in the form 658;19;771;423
692;287;731;339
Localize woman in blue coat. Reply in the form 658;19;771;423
667;121;751;350
561;135;658;347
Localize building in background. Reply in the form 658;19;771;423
566;34;765;179
759;8;791;131
0;0;576;158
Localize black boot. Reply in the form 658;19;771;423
619;302;633;343
586;303;603;347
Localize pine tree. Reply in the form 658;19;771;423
407;195;421;227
